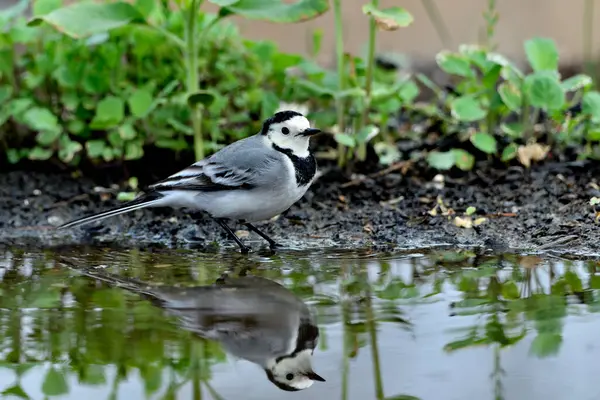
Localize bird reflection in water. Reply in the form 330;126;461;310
75;266;326;392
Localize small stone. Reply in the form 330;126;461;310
47;215;64;226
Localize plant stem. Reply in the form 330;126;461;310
360;0;378;126
332;0;346;167
420;0;453;49
365;287;384;399
583;0;595;80
357;0;380;161
184;0;204;161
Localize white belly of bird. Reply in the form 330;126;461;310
156;160;312;222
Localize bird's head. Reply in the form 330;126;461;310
261;110;321;158
264;348;325;392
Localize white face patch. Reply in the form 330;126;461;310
269;349;318;390
266;115;313;158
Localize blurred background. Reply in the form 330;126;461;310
209;0;598;72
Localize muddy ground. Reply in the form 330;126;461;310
1;156;599;256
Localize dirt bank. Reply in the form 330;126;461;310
2;157;599;256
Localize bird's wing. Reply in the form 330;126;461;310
149;136;281;192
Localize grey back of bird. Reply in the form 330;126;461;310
155;134;288;191
151;276;314;367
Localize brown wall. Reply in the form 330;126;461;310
205;0;600;70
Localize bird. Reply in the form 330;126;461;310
70;265;326;391
57;110;321;253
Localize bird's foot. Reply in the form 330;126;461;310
268;241;283;251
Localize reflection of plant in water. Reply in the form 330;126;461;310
0;250;227;399
431;251;599;400
2;247;599;400
440;253;589;358
332;260;419;400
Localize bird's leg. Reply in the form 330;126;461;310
244;223;281;249
214;218;251;254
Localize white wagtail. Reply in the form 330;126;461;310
73;267;326;391
57;111;321;253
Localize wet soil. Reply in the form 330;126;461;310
2;156;599;255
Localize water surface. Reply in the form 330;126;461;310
0;246;599;400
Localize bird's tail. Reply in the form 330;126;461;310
57;191;164;230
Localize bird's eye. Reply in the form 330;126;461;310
281;127;290;135
285;373;294;381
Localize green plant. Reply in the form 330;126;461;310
293;1;414;168
1;0;324;166
481;0;498;51
425;37;600;171
28;0;329;161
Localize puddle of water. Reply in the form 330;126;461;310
0;246;599;400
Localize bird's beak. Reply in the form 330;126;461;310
303;370;326;382
300;128;321;137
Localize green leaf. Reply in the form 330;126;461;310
470;132;497;154
524;71;565;111
374;142;400;165
501;143;518;161
85;140;106;158
22;107;61;133
334;87;366;99
42;367;69;396
465;206;476;216
334;133;356;147
90;96;125;129
117;191;136;201
500;123;524;138
6;149;24;164
80;365;106;386
296;79;334;99
143;364;162;394
564;270;583;292
524;37;559;72
58;137;82;163
582;91;600;123
398;80;419;104
1;384;30;399
529;333;562;358
215;0;329;23
427;151;455;170
501;281;520;299
128;88;154;118
435;51;474;78
587;127;600;141
125;141;144;160
362;4;413;30
8;98;33;117
67;120;85;135
119;123;138;140
187;90;216;108
561;74;593;92
36;130;61;146
33;0;63;17
452;149;474;171
498;81;522;112
28;147;53;160
27;2;147;38
450;95;486;122
356;125;379;143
